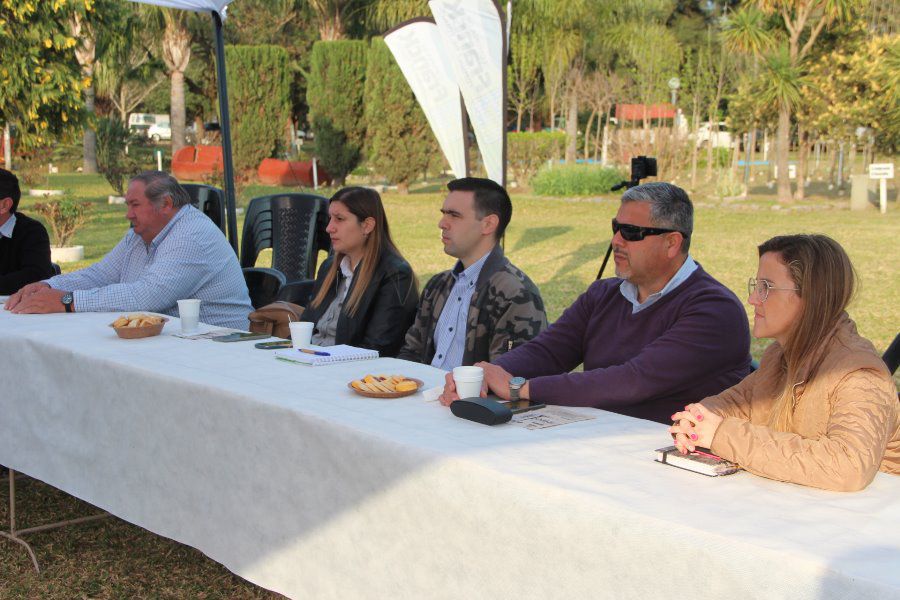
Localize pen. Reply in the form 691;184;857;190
299;348;330;356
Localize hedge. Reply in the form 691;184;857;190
225;45;291;175
307;40;368;185
530;164;624;196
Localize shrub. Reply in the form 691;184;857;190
508;131;565;186
225;45;291;176
307;40;368;185
15;146;53;188
364;38;438;193
714;169;746;199
530;164;624;196
33;197;91;247
96;117;139;196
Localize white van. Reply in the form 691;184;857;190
694;121;732;149
128;113;168;138
147;120;172;142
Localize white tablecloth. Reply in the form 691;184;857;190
2;310;898;599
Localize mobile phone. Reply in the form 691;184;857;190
485;395;546;414
211;332;270;343
254;340;293;349
506;399;546;414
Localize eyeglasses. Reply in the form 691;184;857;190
748;277;799;302
611;219;685;242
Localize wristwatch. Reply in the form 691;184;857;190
61;292;74;313
509;376;526;401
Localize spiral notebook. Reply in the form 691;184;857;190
274;344;379;366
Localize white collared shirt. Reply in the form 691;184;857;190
431;250;492;370
619;255;698;313
0;213;16;239
311;256;355;346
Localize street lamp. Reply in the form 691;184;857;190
668;77;680;107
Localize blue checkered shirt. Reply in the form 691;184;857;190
430;250;491;370
46;205;252;329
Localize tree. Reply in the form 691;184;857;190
0;1;86;167
307;0;365;40
70;0;134;175
367;0;429;31
225;46;292;175
364;38;437;193
733;0;862;202
141;7;193;154
94;15;165;123
307;40;368;185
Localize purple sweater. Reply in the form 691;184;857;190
496;266;751;423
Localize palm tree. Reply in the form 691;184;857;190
69;11;99;174
729;0;860;202
161;9;192;155
94;12;165;123
307;0;365;40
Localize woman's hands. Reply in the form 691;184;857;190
668;404;723;454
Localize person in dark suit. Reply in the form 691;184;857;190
300;187;418;357
0;169;55;295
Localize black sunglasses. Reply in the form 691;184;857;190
611;219;685;242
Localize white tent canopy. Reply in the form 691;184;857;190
127;0;231;17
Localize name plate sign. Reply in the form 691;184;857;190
869;163;894;179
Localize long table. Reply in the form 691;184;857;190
2;310;899;599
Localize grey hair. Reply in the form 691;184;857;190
131;171;191;209
621;182;693;253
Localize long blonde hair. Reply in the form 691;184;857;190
309;187;410;317
758;234;856;432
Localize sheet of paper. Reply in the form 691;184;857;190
170;328;238;340
512;406;595;430
421;386;443;403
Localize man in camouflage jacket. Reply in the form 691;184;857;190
398;177;547;367
397;244;546;366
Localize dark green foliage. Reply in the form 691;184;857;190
307;40;368;184
224;45;291;175
531;164;624;196
364;38;437;193
96;117;139;195
508;131;566;186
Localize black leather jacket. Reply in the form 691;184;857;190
301;248;418;357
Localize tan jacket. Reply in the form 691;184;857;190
702;314;899;492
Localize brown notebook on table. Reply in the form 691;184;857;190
655;445;741;477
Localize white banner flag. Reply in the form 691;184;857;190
429;0;506;186
385;19;468;180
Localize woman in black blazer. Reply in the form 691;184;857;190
301;187;417;357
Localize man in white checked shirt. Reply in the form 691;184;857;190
6;171;252;330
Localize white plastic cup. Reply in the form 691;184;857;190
177;299;201;334
453;366;484;399
289;321;314;348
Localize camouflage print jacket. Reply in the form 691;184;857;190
397;245;547;366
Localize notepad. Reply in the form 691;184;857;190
274;344;379;366
655;445;741;477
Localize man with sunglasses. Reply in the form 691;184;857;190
439;182;752;424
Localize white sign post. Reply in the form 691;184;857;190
869;163;894;214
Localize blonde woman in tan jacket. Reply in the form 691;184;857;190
669;234;899;491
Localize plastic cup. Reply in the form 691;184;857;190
177;299;201;334
289;322;314;348
453;366;484;399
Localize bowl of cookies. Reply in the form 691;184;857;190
349;374;424;398
110;313;168;339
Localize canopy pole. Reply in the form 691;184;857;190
211;10;239;255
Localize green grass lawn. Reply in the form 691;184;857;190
4;173;898;597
